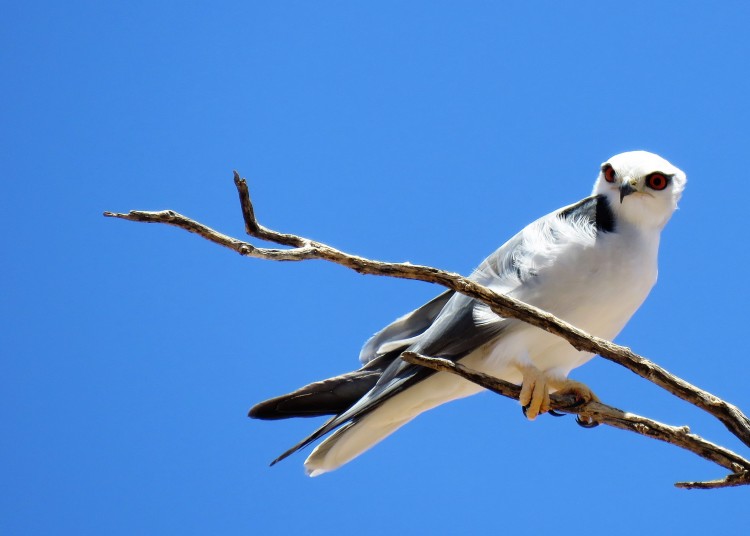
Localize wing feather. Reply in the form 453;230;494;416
358;289;455;364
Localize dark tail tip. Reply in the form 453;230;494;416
248;403;265;419
248;396;290;420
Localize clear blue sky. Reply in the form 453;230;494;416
3;2;749;534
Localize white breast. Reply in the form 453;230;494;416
475;223;660;380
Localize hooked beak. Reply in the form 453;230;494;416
619;181;637;204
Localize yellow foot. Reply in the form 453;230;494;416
518;368;599;421
549;378;600;407
518;366;551;420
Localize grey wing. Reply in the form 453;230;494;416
358;289;455;364
272;195;606;463
338;225;544;423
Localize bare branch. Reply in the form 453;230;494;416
104;171;750;489
675;473;750;490
103;209;317;261
402;352;750;489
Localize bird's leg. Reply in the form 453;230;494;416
518;365;551;420
518;366;600;421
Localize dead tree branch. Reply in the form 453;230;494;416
401;352;750;489
104;171;750;489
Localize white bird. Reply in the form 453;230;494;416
250;150;686;477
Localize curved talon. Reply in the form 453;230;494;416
548;409;567;417
521;404;529;417
576;415;599;428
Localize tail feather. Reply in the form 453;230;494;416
303;369;484;476
304;414;413;477
251;347;480;473
248;369;381;420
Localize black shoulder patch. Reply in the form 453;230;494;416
595;194;615;233
558;194;615;233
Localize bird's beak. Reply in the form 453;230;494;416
619;179;638;204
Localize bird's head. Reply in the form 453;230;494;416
593;151;686;229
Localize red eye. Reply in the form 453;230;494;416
602;164;616;183
646;172;669;191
